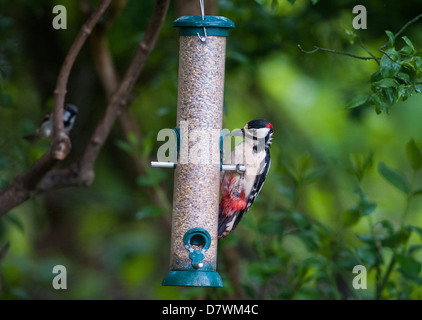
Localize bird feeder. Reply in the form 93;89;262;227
154;13;234;287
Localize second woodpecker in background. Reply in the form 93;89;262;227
25;104;78;142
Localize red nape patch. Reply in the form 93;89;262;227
266;123;273;130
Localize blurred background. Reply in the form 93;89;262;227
0;0;422;299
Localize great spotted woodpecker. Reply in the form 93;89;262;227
25;104;78;141
218;119;273;239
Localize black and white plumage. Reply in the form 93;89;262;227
218;119;273;239
25;104;78;141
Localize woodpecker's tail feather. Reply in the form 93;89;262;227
218;220;230;239
218;208;239;239
218;221;227;239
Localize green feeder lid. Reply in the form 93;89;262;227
173;16;235;37
162;270;223;287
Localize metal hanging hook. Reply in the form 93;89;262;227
197;0;207;42
199;0;205;18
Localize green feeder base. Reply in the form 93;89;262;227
162;270;223;287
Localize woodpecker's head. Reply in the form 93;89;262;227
228;119;274;149
63;103;78;133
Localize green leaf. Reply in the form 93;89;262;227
350;153;373;181
136;205;164;219
299;154;311;172
399;270;422;285
382;234;400;248
414;56;422;72
362;152;374;173
5;214;25;232
397;72;410;82
343;208;360;227
383;87;396;105
359;195;377;216
400;46;414;56
401;59;416;70
258;214;284;235
396;253;421;276
397;227;413;245
356;234;381;244
304;167;327;183
406;139;422;171
288;0;296;4
277;184;294;202
373;78;399;88
370;71;383;83
380;49;401;78
409;245;422;254
281;162;299;183
412;188;422;197
395;84;406;101
346;94;369;109
115;139;136;156
385;30;395;46
142;135;155;157
297;231;318;251
344;28;357;44
402;36;416;54
356;245;377;266
127;132;139;147
399;86;414;102
369;93;386;114
380;220;395;237
378;162;410;194
291;211;309;229
406;225;422;240
136;170;166;187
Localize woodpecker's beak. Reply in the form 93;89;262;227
226;128;244;137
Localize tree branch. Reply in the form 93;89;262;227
40;0;170;193
298;12;422;63
85;0;172;232
1;0;170;217
52;0;112;160
0;2;112;217
358;37;380;65
297;44;380;61
379;12;422;50
0;242;10;263
0;152;57;217
79;0;170;173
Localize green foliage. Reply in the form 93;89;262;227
287;0;319;5
406;139;422;171
254;0;319;11
239;136;422;299
345;94;370;110
347;152;374;182
1;0;422;301
378;162;409;194
348;33;422;114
